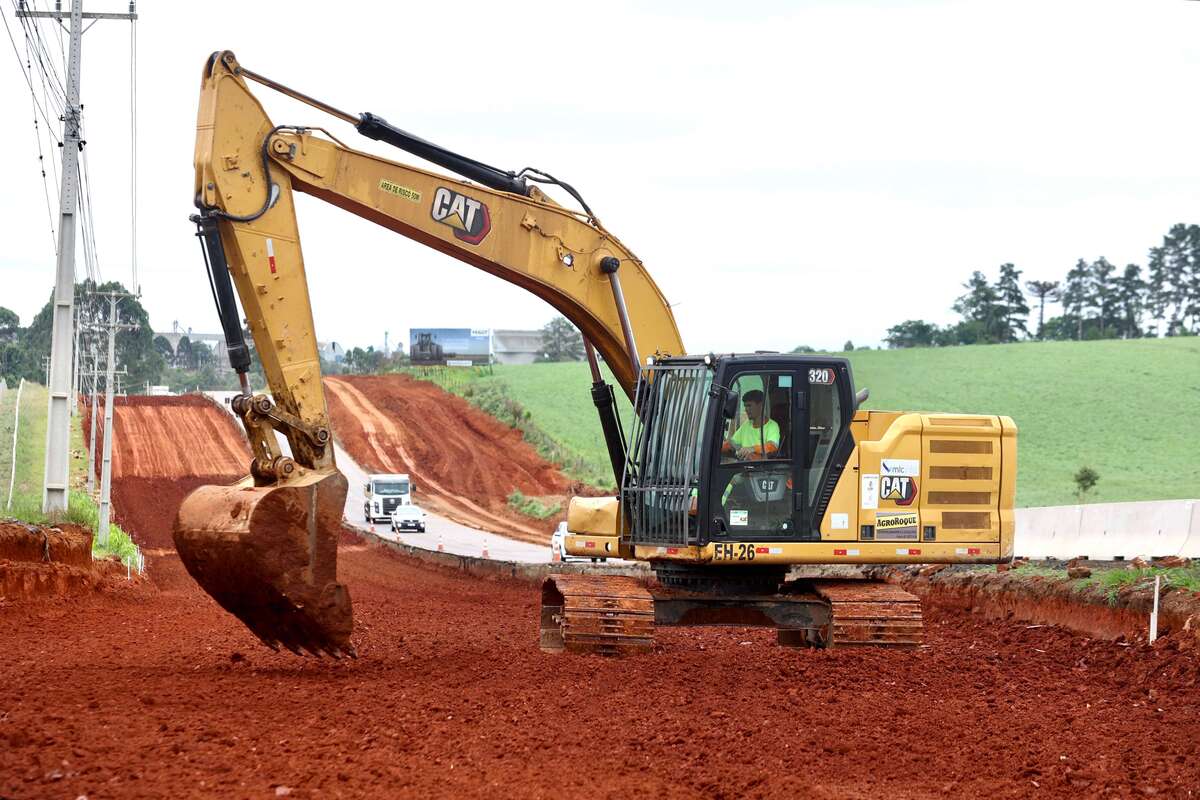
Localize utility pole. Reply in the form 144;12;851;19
17;0;138;515
85;345;100;493
94;291;135;546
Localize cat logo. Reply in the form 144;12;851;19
431;186;491;245
880;475;917;506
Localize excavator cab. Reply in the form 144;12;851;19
621;354;855;591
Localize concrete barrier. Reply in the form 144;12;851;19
364;529;649;584
1015;499;1200;560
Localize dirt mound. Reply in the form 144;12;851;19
82;394;249;480
0;521;92;567
0;521;136;601
325;375;571;542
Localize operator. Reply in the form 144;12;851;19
723;390;780;460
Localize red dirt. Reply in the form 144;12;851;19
325;375;572;544
2;539;1199;798
82;394;249;481
0;521;135;601
1;392;1196;797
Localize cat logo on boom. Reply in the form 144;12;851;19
880;475;917;506
430;187;491;245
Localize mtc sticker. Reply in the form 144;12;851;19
831;513;849;530
860;474;879;510
730;510;749;526
880;458;919;477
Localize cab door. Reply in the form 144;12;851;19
706;368;803;541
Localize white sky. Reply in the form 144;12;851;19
2;0;1199;354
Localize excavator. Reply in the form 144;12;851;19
176;51;1017;658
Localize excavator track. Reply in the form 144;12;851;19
812;580;923;648
540;575;655;656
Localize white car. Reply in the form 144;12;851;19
390;504;426;533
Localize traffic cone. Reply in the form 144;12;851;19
437;534;444;553
481;538;490;559
552;542;562;562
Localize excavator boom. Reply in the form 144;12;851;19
177;51;683;654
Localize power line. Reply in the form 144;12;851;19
1;5;59;132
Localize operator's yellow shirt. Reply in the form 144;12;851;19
729;419;780;456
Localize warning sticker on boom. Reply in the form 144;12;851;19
379;179;421;202
875;512;919;541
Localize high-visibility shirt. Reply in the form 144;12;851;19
728;418;780;456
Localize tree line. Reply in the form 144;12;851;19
884;222;1200;348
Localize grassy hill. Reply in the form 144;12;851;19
472;337;1199;507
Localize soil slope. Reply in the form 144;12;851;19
325;375;572;543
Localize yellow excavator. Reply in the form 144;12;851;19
177;51;1016;658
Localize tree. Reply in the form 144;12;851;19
1147;224;1198;336
176;336;194;370
842;340;855;352
153;335;175;364
1024;280;1059;339
1060;259;1091;340
994;263;1030;342
1113;264;1146;339
1088;257;1117;338
952;271;1003;343
1073;465;1099;503
0;307;18;341
540;317;583;362
884;320;940;348
21;280;164;387
790;345;817;353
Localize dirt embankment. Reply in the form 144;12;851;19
82;394;249;481
325;375;573;543
0;521;128;601
83;395;250;590
890;565;1200;647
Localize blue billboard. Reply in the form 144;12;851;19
409;328;491;366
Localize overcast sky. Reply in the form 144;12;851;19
3;0;1199;354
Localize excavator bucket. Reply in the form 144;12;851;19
173;469;354;657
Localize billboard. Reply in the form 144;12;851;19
409;328;491;366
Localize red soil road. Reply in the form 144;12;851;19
2;540;1200;798
3;400;1196;797
82;394;250;480
325;375;572;544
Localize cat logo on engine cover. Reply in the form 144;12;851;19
880;475;917;506
431;186;491;245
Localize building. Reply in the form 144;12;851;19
491;329;544;365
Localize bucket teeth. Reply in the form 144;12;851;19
174;471;354;658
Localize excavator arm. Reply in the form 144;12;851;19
175;51;684;656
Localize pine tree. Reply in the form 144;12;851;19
1024;280;1060;339
994;263;1030;341
1114;264;1147;338
1060;259;1091;340
1148;224;1198;336
952;271;1003;343
1089;257;1117;338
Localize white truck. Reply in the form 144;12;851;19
363;474;412;523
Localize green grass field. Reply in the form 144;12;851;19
0;381;138;561
471;337;1199;506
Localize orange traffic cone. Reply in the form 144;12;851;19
437;534;444;553
552;542;562;562
481;538;490;559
